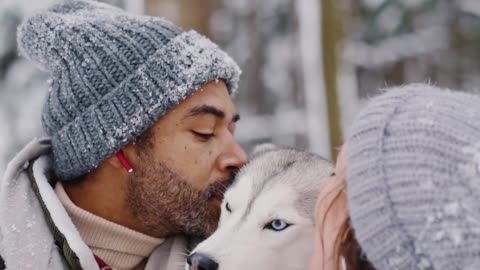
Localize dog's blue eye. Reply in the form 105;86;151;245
265;219;290;231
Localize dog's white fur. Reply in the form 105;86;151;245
188;144;333;270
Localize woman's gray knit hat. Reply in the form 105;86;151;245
347;84;480;270
17;0;241;181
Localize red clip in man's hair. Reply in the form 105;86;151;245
116;150;133;173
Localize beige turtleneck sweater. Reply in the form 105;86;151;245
55;182;164;270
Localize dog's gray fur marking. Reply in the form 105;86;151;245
239;152;298;222
235;145;333;221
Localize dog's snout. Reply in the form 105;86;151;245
187;253;218;270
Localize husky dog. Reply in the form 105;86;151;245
187;144;334;270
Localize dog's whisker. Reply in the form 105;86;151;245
174;251;191;257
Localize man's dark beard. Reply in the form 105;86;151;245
126;154;234;238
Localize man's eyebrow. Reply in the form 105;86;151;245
185;105;240;123
187;105;225;119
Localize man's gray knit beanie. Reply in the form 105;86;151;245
17;0;241;181
347;84;480;270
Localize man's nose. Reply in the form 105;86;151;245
218;139;248;172
187;253;219;270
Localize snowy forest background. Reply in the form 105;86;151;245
1;0;480;169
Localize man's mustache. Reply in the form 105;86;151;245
205;174;236;200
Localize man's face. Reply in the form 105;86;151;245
127;81;248;238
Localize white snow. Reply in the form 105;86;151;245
296;0;331;159
361;0;386;9
377;4;403;34
236;109;306;141
124;0;144;14
0;0;59;171
459;0;480;17
336;62;361;138
1;0;60;19
343;26;449;68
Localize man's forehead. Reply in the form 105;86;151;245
180;83;237;117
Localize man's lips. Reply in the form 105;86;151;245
207;186;225;201
209;193;224;201
206;177;235;202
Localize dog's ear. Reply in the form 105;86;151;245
251;143;279;158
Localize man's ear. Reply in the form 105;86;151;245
106;153;124;169
112;145;137;173
106;144;135;169
250;143;279;158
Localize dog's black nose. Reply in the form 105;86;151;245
187;253;218;270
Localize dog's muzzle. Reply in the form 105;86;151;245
187;253;218;270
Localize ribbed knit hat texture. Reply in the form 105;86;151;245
17;0;241;181
347;84;480;270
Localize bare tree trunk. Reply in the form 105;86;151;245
321;0;343;159
177;0;218;37
145;0;218;38
297;0;331;159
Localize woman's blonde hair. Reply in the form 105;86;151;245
318;176;376;270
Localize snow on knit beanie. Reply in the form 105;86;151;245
17;0;241;181
347;83;480;270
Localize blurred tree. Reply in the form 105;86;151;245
211;0;307;152
321;0;343;159
145;0;218;37
341;0;480;97
177;0;218;37
0;2;53;169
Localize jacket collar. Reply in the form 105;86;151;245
0;137;98;270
